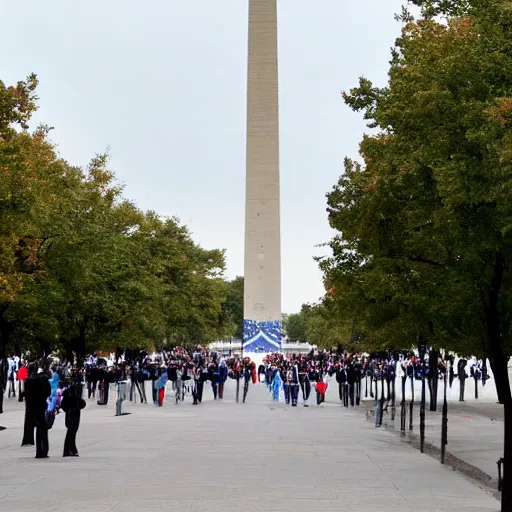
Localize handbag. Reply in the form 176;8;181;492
45;410;55;430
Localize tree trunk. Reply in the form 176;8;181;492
481;253;511;511
37;337;51;359
504;399;512;512
64;342;74;365
490;355;509;405
78;324;86;366
490;351;512;511
0;313;12;415
482;357;488;387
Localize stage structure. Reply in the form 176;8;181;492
243;0;282;353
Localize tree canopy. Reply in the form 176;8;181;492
283;300;354;350
321;0;512;359
221;276;244;339
0;75;233;363
320;3;512;503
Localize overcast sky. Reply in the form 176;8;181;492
1;0;405;313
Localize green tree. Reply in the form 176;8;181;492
221;276;244;339
321;2;512;506
283;301;352;349
283;310;308;342
0;75;70;411
0;75;233;389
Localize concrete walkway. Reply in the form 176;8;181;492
358;378;505;489
0;381;499;512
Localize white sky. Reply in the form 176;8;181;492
1;0;405;312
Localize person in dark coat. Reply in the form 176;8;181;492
21;363;38;446
458;358;468;402
97;366;112;405
61;382;86;457
24;368;51;458
218;361;228;399
347;363;358;407
336;363;348;406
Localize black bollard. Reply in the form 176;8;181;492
390;376;396;421
441;363;448;464
417;340;427;452
115;381;126;416
497;457;504;492
365;375;368;398
429;349;439;412
400;375;406;432
236;375;240;403
409;373;415;431
474;376;479;400
379;371;385;427
420;362;426;453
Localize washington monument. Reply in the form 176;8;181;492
243;0;282;353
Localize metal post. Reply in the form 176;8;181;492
420;361;426;453
441;361;448;464
497;457;504;492
474;376;479;399
374;369;382;428
390;373;396;421
379;370;385;427
400;374;406;433
116;380;127;416
409;371;414;431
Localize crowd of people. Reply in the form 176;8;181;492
3;346;489;459
258;350;488;407
83;346;259;407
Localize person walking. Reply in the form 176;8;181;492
61;381;86;457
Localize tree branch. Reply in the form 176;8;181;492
408;256;445;268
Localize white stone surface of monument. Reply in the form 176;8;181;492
243;0;282;353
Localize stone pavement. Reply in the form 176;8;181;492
359;378;505;489
0;380;500;512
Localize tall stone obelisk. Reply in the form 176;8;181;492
243;0;282;353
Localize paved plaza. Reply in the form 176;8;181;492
0;381;500;512
363;376;506;488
